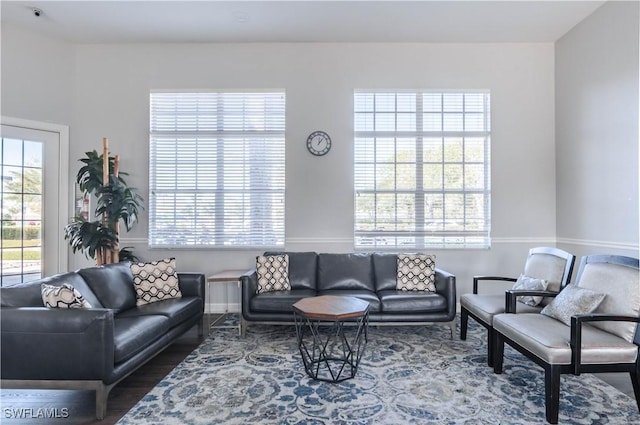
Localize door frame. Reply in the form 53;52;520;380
1;116;70;275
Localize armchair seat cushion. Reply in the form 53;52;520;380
117;297;203;328
494;313;638;365
113;315;170;364
250;289;316;313
378;290;446;313
461;294;541;325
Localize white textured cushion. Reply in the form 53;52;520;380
396;254;436;292
41;283;92;309
541;284;606;326
512;274;549;306
256;254;290;294
130;258;182;306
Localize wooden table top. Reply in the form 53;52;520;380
207;269;249;283
292;295;370;320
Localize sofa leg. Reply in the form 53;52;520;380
544;364;561;424
460;308;468;340
447;320;456;339
197;318;204;338
95;384;108;420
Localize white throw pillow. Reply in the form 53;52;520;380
41;283;92;309
130;258;182;306
256;254;291;294
396;254;436;292
512;274;549;306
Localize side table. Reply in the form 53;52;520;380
206;270;246;336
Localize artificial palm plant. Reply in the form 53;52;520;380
64;138;144;265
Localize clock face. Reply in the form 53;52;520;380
306;131;331;156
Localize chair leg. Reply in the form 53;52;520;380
493;333;504;374
544;364;561;424
631;364;640;411
460;308;468;340
487;327;495;367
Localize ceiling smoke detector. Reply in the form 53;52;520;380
32;8;43;18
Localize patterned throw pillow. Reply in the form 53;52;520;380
130;258;182;306
540;284;606;326
396;254;436;292
256;254;290;294
41;283;92;309
512;274;549;306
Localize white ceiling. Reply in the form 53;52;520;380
1;1;606;44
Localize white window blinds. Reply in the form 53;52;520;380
149;92;285;248
354;91;491;249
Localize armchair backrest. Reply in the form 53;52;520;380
575;254;640;344
522;247;576;305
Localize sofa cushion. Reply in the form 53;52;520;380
79;262;136;313
250;289;316;313
317;253;374;292
379;290;446;313
113;315;170;363
577;262;640;343
264;252;318;290
494;313;638;365
130;258;182;306
396;254;436;292
41;283;92;309
256;255;291;294
117;297;203;328
0;272;102;308
460;294;541;325
540;284;606;326
317;290;381;312
512;274;549;306
372;253;398;291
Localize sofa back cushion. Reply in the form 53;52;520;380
317;253;374;291
264;251;318;290
79;262;136;313
0;272;102;308
577;260;639;343
372;253;398;291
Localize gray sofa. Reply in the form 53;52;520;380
241;252;456;335
0;262;205;419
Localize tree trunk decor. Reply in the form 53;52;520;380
64;138;144;265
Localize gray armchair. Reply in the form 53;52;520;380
493;254;640;424
460;247;576;366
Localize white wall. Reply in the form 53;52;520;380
555;1;640;261
3;26;559;310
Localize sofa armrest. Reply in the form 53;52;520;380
504;289;560;313
178;272;205;301
240;269;258;319
472;276;517;294
570;313;640;374
0;307;115;381
435;268;456;320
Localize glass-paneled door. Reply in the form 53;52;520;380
1;122;67;286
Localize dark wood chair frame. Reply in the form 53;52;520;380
460;246;576;366
493;254;640;424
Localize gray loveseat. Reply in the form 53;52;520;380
0;262;205;419
241;252;456;335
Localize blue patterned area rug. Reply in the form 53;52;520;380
117;318;639;424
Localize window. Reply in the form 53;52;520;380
149;92;285;248
354;91;491;249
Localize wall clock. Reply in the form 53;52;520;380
306;131;332;156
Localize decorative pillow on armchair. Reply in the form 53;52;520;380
130;258;182;306
256;254;290;294
396;254;436;292
512;274;549;306
540;284;606;326
41;283;92;309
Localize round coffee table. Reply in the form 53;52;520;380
292;295;369;383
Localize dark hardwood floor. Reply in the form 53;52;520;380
0;316;636;424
